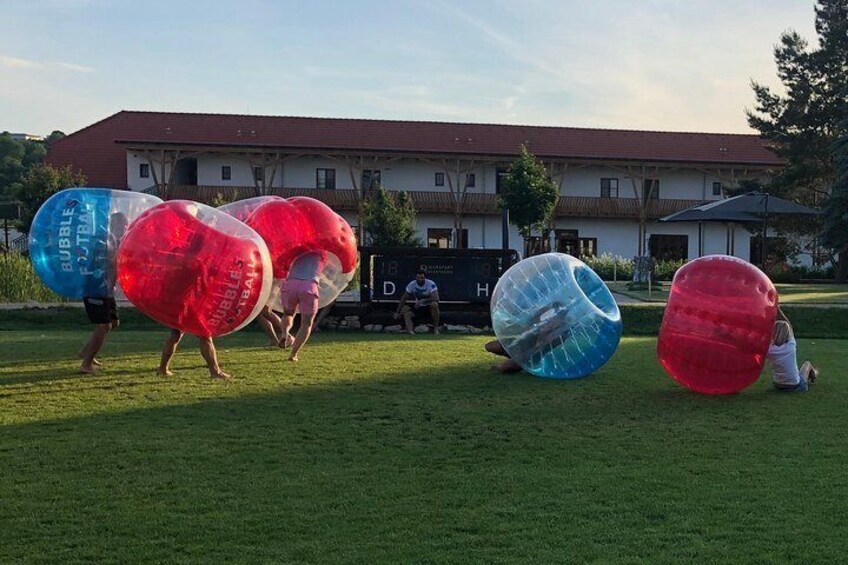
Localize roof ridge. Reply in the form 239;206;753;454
50;110;126;147
118;110;763;138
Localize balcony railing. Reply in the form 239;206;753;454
152;184;704;220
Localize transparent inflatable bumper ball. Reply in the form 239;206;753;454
28;188;162;298
657;255;778;394
491;253;622;379
117;200;273;337
243;197;358;309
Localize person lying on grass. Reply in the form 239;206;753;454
767;307;819;392
484;340;523;373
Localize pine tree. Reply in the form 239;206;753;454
822;127;848;273
747;0;848;280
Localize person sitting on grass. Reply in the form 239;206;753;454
393;269;440;335
767;308;819;392
157;329;231;380
280;251;327;362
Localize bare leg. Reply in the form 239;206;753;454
279;311;296;348
313;304;333;332
401;306;415;335
485;340;509;357
430;303;441;334
199;337;230;379
289;311;318;362
269;310;284;337
492;359;523;373
258;307;279;346
800;361;819;384
158;329;183;376
78;351;102;366
80;324;111;374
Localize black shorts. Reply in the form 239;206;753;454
83;296;118;325
407;304;432;321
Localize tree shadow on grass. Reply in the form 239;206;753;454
0;335;843;563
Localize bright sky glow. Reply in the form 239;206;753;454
0;0;818;135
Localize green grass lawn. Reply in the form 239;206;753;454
608;281;848;305
1;330;846;563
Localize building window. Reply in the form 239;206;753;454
579;238;597;258
254;166;264;183
555;229;578;255
466;173;476;188
435;172;444;187
427;228;468;249
316;168;336;190
600;178;619;198
139;163;150;178
221;166;231;181
524;236;551;257
456;228;469;249
649;234;688;261
362;169;381;190
643;179;660;201
555;230;597;257
428;229;451;248
712;181;722;196
496;168;509;194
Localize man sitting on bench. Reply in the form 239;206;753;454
394;269;440;335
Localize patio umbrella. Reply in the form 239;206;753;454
659;203;759;258
699;191;820;217
698;192;820;266
660;192;821;266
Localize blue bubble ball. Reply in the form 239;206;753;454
28;188;161;298
490;253;622;379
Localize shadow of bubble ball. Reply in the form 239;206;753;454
491;253;622;379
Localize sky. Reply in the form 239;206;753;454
0;0;819;136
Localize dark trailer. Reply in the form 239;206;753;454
359;247;519;305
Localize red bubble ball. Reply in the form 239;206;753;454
246;197;358;279
117;200;273;337
657;255;778;394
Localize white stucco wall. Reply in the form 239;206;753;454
123;150;766;262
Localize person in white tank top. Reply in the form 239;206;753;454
766;308;819;392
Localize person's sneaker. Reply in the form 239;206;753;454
809;366;819;383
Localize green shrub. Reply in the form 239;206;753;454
0;253;64;303
766;262;835;283
209;192;237;208
581;253;634;281
653;259;686;281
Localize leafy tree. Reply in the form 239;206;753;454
44;131;66;146
747;0;848;279
361;185;421;247
498;145;559;240
0;132;26;199
15;163;86;233
0;132;51;200
822;127;848;274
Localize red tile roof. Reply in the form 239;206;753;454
48;110;783;189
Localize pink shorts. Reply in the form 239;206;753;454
282;279;319;315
